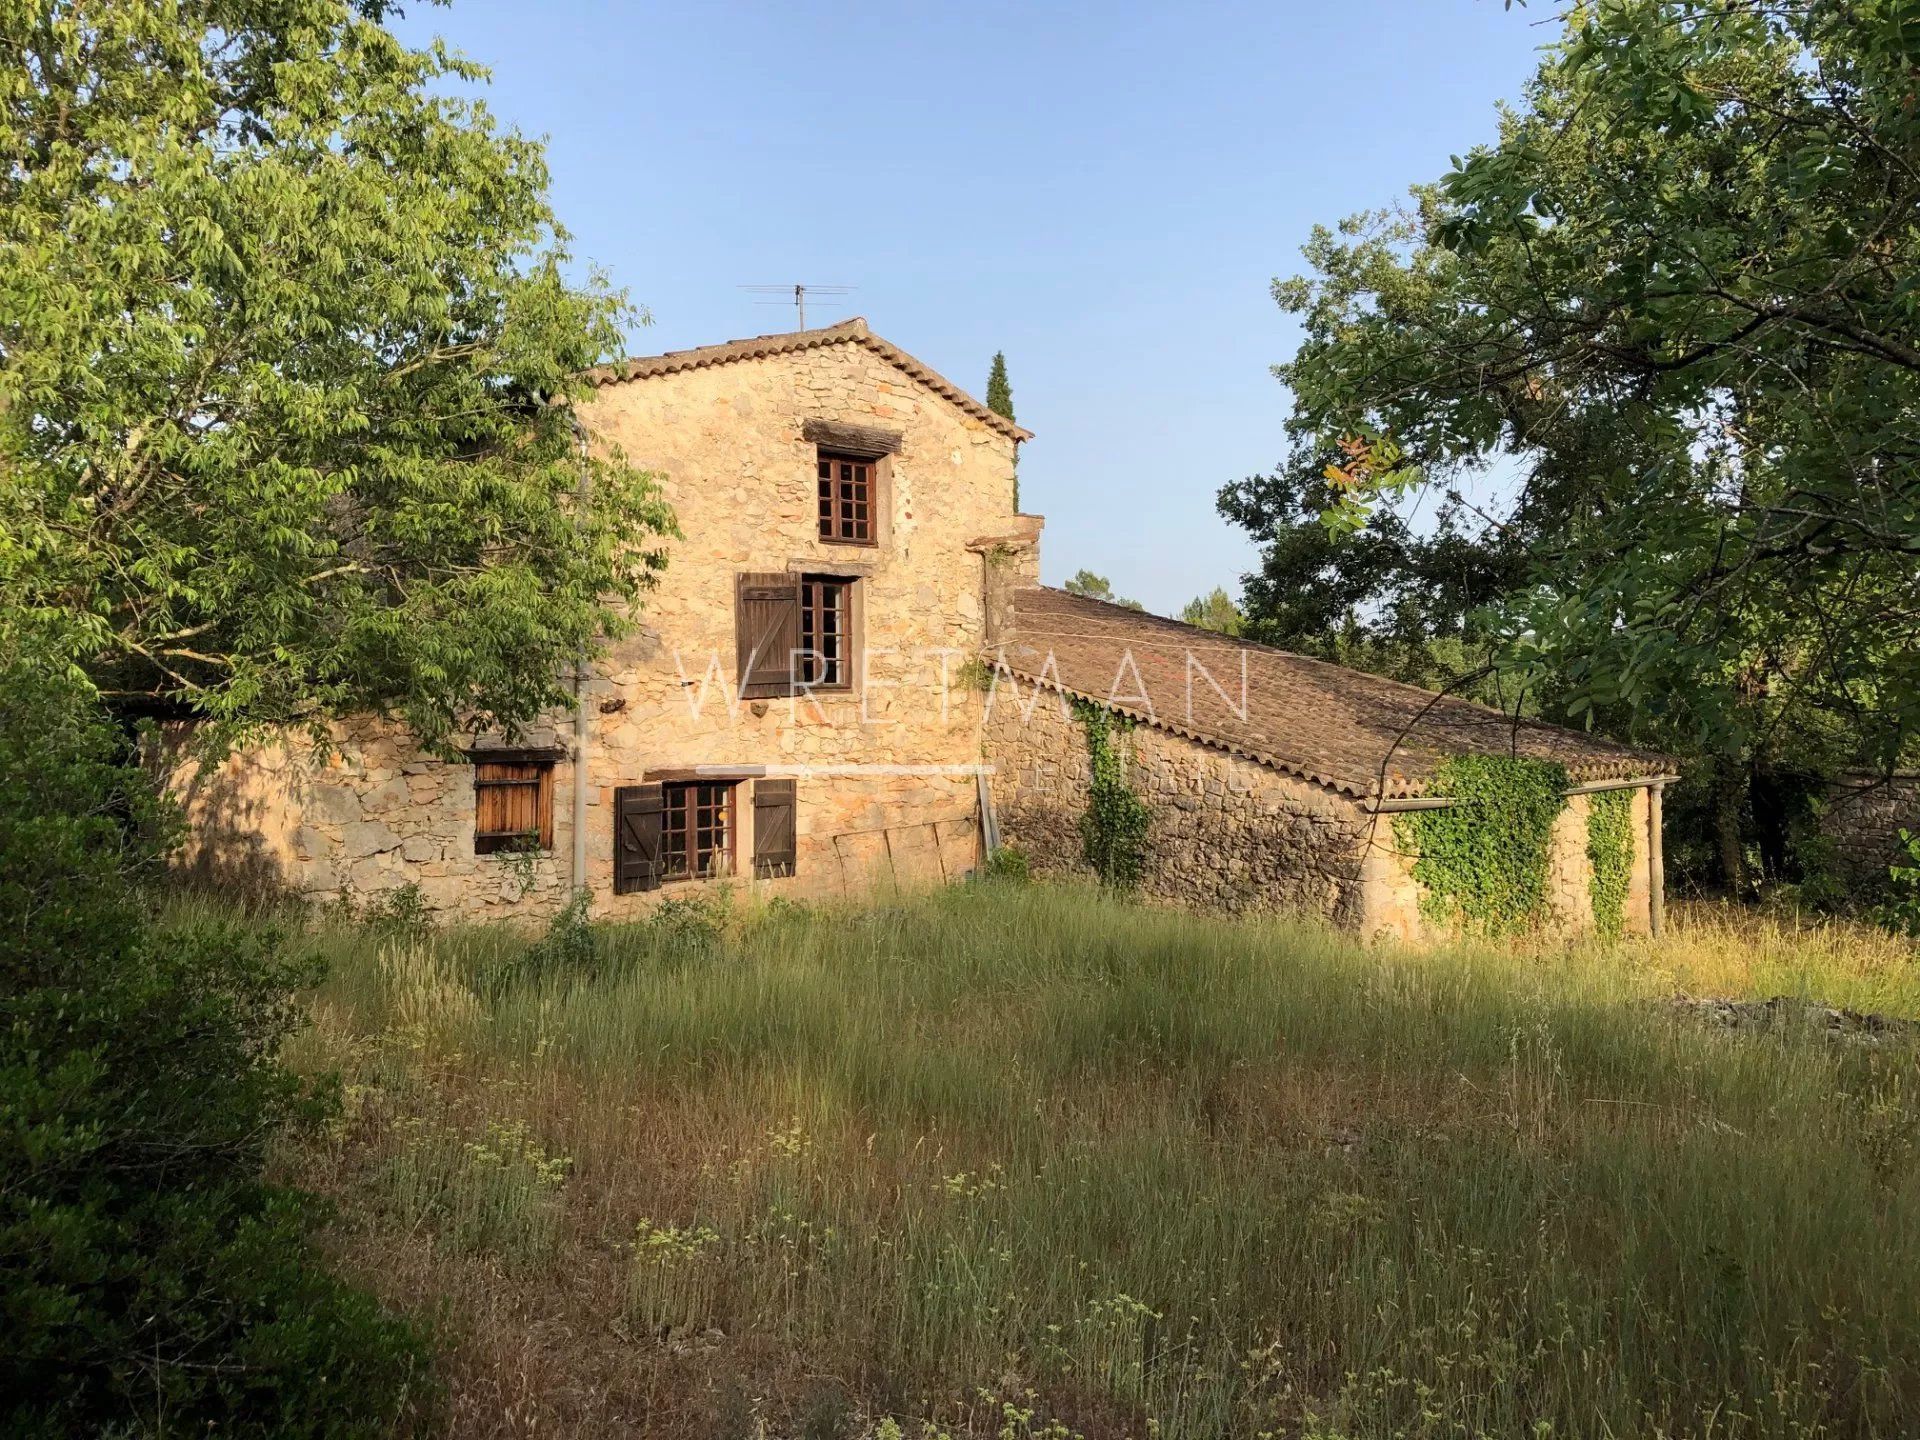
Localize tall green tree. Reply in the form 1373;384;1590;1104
986;350;1015;422
1064;569;1144;611
0;0;675;750
986;349;1018;509
1226;0;1920;890
1178;587;1246;636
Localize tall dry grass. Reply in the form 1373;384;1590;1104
265;884;1920;1440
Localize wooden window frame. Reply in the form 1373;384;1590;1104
816;450;878;546
797;574;853;691
736;572;860;699
658;779;737;882
473;758;555;855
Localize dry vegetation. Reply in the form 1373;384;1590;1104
259;884;1920;1440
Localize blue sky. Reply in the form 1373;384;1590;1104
393;1;1549;615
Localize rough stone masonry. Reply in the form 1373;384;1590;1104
160;320;1675;942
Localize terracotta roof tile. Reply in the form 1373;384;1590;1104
583;319;1033;443
1001;587;1676;802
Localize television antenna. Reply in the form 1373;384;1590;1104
740;283;854;330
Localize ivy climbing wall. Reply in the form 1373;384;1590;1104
984;676;1389;928
983;676;1655;942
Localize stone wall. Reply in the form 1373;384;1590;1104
982;675;1391;931
164;336;1027;918
981;676;1656;942
1818;774;1920;888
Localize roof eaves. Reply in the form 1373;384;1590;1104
582;319;1034;443
998;661;1374;802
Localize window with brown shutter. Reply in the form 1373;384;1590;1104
737;572;858;697
816;451;875;544
752;778;797;878
736;572;801;698
474;760;554;854
658;781;736;880
613;783;663;893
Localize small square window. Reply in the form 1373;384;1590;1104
816;451;875;544
474;760;554;854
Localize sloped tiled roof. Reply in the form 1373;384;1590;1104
1000;587;1675;802
583;319;1033;443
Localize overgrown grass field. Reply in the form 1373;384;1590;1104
273;884;1920;1439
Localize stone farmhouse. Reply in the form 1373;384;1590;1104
167;320;1676;942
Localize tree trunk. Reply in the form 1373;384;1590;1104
1713;762;1749;898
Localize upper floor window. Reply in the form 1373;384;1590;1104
736;571;860;698
817;451;875;545
798;575;850;688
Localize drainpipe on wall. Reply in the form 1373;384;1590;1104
1649;781;1667;937
568;411;592;899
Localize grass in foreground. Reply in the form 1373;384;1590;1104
276;885;1920;1440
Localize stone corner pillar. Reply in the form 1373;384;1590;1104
967;513;1045;648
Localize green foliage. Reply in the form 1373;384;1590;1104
1395;756;1568;936
1231;0;1920;881
1073;700;1151;890
983;844;1032;884
1177;586;1245;636
1063;569;1145;612
985;350;1016;424
1586;789;1636;939
310;883;1920;1439
0;0;675;749
986;350;1017;508
1874;830;1920;938
0;666;433;1436
380;1116;571;1264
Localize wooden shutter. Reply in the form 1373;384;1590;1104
752;778;797;878
614;783;665;893
736;572;800;699
474;761;553;854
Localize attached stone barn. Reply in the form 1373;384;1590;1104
982;587;1676;942
163;320;1675;942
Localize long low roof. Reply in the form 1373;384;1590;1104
999;587;1674;802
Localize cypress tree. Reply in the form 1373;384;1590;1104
986;351;1018;508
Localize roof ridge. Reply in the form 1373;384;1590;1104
583;319;1032;442
1025;585;1648;756
1008;587;1674;796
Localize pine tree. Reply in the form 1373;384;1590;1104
986;351;1019;510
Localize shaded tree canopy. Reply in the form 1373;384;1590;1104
1223;0;1920;789
0;0;675;750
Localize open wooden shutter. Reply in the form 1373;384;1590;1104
614;783;665;894
752;778;797;878
736;573;801;699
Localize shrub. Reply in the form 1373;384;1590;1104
1874;829;1920;937
984;844;1032;884
0;669;433;1436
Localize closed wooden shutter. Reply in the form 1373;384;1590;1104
613;783;665;893
474;761;553;853
752;778;797;878
736;572;800;699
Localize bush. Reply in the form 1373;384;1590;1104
0;669;434;1436
1875;829;1920;937
984;844;1032;884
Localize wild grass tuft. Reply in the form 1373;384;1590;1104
286;884;1920;1439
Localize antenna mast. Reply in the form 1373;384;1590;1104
740;283;854;330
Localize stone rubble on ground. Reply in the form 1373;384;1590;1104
1664;993;1915;1043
